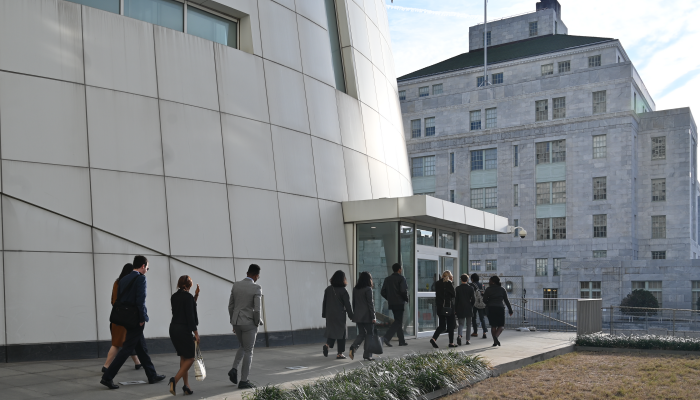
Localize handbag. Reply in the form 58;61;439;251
438;283;455;317
194;341;206;381
109;275;141;329
364;325;384;355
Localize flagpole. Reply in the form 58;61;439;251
483;0;489;86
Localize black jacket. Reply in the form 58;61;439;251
434;280;456;314
170;289;198;333
483;285;513;314
381;272;409;308
322;285;354;339
455;284;475;318
352;286;376;323
119;271;148;323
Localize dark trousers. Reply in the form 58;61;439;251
472;307;487;333
102;325;157;381
384;307;406;344
432;315;456;343
326;331;346;354
350;323;373;359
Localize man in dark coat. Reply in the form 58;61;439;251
455;274;476;345
380;263;409;347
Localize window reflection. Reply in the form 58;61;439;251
417;259;438;292
187;6;237;47
125;0;184;32
417;226;436;246
439;230;455;249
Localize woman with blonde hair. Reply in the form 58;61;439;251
168;275;200;396
430;270;457;348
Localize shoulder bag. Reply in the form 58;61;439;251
364;325;384;355
438;282;455;317
109;275;141;329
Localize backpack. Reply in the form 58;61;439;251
470;283;486;309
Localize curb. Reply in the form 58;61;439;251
421;344;575;399
574;346;700;356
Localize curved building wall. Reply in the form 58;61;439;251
0;0;409;360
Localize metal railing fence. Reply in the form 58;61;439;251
503;298;578;332
604;305;700;337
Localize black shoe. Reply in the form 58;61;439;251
482;333;488;339
238;380;255;389
430;338;439;349
457;336;462;346
101;367;108;373
496;339;501;346
228;368;238;384
168;377;176;396
100;379;119;389
382;337;393;347
323;344;329;357
363;357;375;361
149;374;166;384
465;341;470;345
182;385;193;395
135;364;142;370
398;342;408;346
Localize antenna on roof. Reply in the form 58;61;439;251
479;0;490;87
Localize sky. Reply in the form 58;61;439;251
384;0;700;119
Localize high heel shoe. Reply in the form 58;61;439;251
496;339;501;346
182;385;194;395
168;377;176;396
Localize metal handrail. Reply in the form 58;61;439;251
511;301;576;328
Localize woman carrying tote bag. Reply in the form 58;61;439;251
349;272;377;361
430;271;457;349
168;276;201;396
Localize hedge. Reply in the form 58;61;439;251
576;333;700;351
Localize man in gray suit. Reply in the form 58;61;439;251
228;264;263;389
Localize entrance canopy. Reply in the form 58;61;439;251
342;195;510;236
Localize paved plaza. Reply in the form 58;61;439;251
0;331;573;400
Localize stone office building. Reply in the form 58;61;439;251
398;0;700;309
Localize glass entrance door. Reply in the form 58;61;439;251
416;254;439;337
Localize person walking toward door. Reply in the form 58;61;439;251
349;271;376;361
100;256;165;389
380;263;409;347
102;263;142;373
322;270;354;359
430;271;457;349
168;275;201;396
455;274;475;346
228;264;263;389
470;273;488;339
483;276;513;347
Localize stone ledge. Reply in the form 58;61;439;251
574;346;700;356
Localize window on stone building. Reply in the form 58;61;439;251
593;135;607;158
485;234;497;242
537;217;566;240
514;184;519;206
412;156;435;177
514;145;519;166
537;181;566;205
652;179;666;202
470;110;482;130
652;216;666;239
588;55;601;67
450;152;455;174
419;86;429;97
552;140;566;162
536;258;548;276
485;187;498;209
432;84;443;95
471;150;483;170
652;137;666;160
536;142;550;164
692;281;700;310
536;100;549;121
593;177;607;200
652;251;666;260
536;218;550;240
470;188;484;209
558;61;571;73
544;288;558;311
552;217;566;239
529;21;538;36
580;282;602;299
593;91;607;114
477;76;486;87
536;140;566;164
471;149;497;170
514;219;520;237
486;260;497;271
487;31;491;46
399;90;406;101
593;250;607;258
553;258;564;276
450;190;455;203
593;214;607;238
553;97;566;119
632;281;662;308
492;72;503;84
537;182;550;205
424;117;435;137
541;64;554;76
552;181;567;204
485;108;498;128
411;120;421;138
470;260;481;271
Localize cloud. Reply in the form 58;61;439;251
386;4;476;19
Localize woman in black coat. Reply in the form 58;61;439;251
454;274;475;346
168;275;200;396
430;271;457;349
349;271;376;361
483;275;513;347
322;270;354;359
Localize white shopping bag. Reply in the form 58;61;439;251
194;341;206;381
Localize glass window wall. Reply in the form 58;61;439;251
323;0;346;92
125;0;184;32
417;226;436;246
438;230;455;249
68;0;120;13
187;6;237;47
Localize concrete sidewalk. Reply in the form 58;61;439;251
0;330;575;400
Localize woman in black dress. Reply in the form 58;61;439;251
322;270;354;359
430;271;457;349
168;275;200;396
483;276;513;347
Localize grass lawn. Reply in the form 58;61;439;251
445;351;700;400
